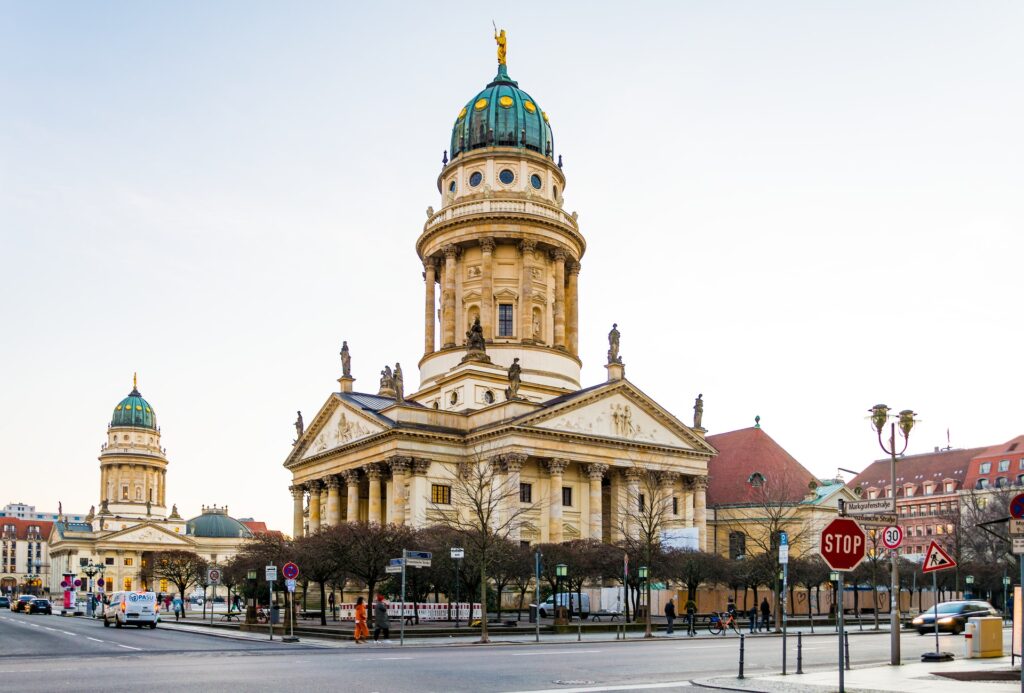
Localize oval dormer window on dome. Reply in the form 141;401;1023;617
448;180;456;193
530;174;542;190
499;169;515;185
469;172;483;187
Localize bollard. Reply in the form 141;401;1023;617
844;631;851;670
578;622;582;642
797;631;804;674
738;634;745;679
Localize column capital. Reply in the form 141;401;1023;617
568;260;581;275
412;458;432;476
289;485;305;500
389;455;412;474
424;256;439;271
657;471;680;486
479;237;496;253
550;247;568;262
325;476;343;490
586;463;609;480
503;452;528;472
545;458;570;476
364;463;385;480
340;468;361;484
442;244;459;259
519;239;536;254
305;479;323;493
690;475;709;490
622;467;644;482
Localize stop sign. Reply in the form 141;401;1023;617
819;517;867;571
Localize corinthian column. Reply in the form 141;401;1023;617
587;464;608;541
546;459;569;542
480;238;495;341
290;485;305;538
342;469;361;522
441;245;458;348
567;261;580;355
325;476;342;526
424;258;437;355
519;240;535;341
504;453;527;542
306;480;322;534
659;472;678;520
622;468;642;539
552;248;567;349
693;475;708;551
366;464;384;524
389;456;411;525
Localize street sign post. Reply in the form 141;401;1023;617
282;575;299;643
819;518;867;572
779;531;789;675
840;498;897;516
880;526;904;550
451;547;464;628
207;568;221;625
920;541;957;662
398;550;433;645
265;565;276;641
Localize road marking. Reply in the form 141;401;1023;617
61;631;75;636
116;644;142;651
87;637;104;643
502;681;691;693
43;627;56;631
510;649;602;657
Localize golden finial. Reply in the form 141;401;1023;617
493;22;507;66
133;372;137;390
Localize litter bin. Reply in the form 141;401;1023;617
270;605;280;625
529;605;538;624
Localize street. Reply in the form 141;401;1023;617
0;610;1001;693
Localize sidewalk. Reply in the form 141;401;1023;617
695;654;1021;693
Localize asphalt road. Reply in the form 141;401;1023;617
0;610;997;693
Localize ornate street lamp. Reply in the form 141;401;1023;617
555;563;568;624
246;569;258;624
1003;575;1012;622
82;561;103;617
869;403;917;666
965;574;974;600
638;565;650;636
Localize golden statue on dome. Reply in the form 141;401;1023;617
493;23;507;65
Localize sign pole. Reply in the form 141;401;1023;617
782;561;789;674
535;549;541;643
1019;557;1023;693
838;571;845;693
268;579;274;641
400;550;407;646
932;571;940;655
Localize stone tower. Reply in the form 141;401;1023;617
98;375;168;519
415;49;584;410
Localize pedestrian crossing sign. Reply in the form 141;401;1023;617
921;540;956;573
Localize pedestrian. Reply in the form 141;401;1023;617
172;593;183;622
353;596;369;644
684;598;697;636
760;597;771;632
664;598;676;635
373;594;391;644
748;605;757;633
232;593;241;613
328;591;336;620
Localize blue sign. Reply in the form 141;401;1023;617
779;531;788;547
405;551;432;560
389;558;404;566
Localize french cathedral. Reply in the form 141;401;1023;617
284;34;717;548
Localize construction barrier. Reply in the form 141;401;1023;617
332;602;480;622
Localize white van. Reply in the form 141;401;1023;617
537;593;591;619
103;591;159;629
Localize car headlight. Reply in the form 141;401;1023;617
912;617;923;625
938;617;955;625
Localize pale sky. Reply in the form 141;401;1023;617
2;2;1021;534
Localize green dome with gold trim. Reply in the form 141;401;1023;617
111;378;156;429
450;64;554;160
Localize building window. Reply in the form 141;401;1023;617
469;171;483;187
431;484;451;505
945;482;954;492
520;483;532;503
79;558;89;567
562;487;573;507
160;579;168;592
997;477;1009;488
124;558;133;567
123;577;132;590
638;494;645;512
977;478;990;489
728;531;746;559
122;486;129;500
105;557;115;565
999;459;1011;472
530;173;542;189
979;462;992;474
672;496;679;515
497;304;514;337
498;169;515;185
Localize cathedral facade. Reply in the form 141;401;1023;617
284;38;716;548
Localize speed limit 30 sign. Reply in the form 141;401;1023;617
880;525;904;550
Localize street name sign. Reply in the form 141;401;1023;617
841;498;895;516
880;526;904;550
386;564;403;574
451;547;465;559
854;514;898;527
1010;519;1024;536
265;565;278;581
406;558;432;568
922;541;957;573
819;517;867;571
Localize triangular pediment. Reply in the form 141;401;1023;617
102;522;194;547
518;382;715;454
296;394;388;461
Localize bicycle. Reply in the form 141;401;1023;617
255;606;269;624
708;611;740;635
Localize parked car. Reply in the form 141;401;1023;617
0;596;10;609
535;593;591;619
103;591;159;628
12;595;35;613
28;598;52;615
911;600;999;635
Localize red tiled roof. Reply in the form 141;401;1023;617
0;518;53;540
962;435;1024;490
241;521;281;537
705;427;818;506
848;446;984;497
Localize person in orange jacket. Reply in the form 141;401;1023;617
353;596;369;644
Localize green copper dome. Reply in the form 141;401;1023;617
111;383;157;429
450;65;554;160
187;507;253;539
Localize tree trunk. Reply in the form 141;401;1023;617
478;563;489;643
319;582;327;626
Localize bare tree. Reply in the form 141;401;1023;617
428;453;538;643
334;521;414;627
152;550;208;617
294;527;348;625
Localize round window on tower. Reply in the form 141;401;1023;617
448;180;456;193
469;171;483;187
499;169;515;185
530;174;542;190
484;390;495;404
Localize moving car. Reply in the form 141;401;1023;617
12;595;35;613
103;591;159;628
0;596;9;609
911;600;999;635
28;598;52;615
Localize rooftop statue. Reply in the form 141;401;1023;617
466;316;486;352
505;357;522;400
494;25;507;65
693;394;704;429
607;323;622;364
340;341;351;378
294;410;304;442
394;363;404;402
